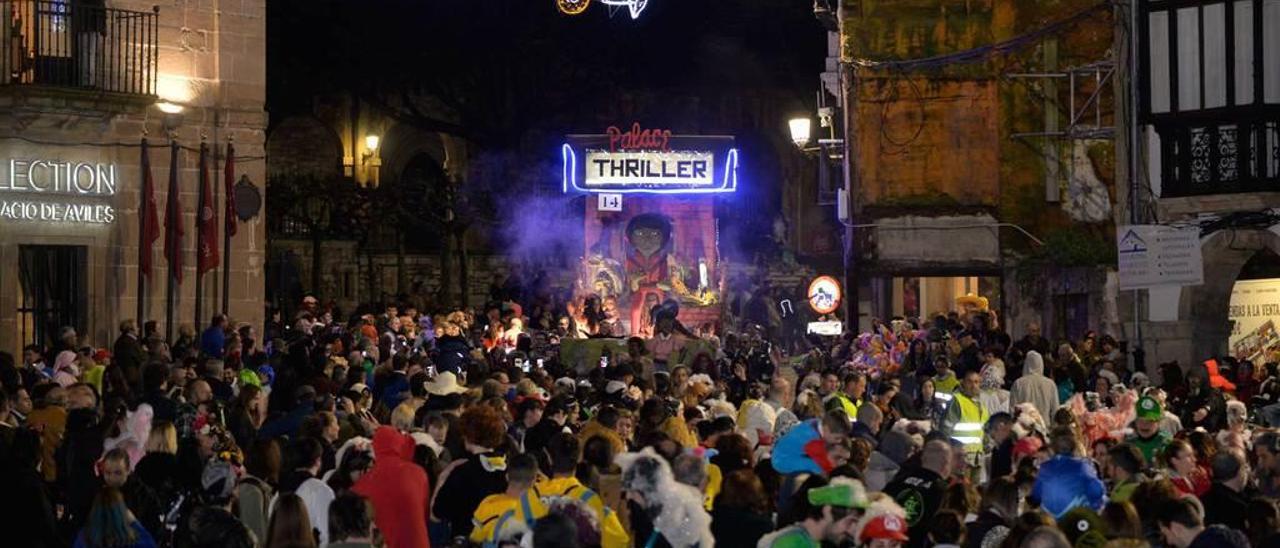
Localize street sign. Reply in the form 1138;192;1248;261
598;193;622;212
807;275;842;314
807;321;843;336
1117;225;1204;290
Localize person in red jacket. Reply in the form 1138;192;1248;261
353;426;431;548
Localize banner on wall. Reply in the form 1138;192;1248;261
1228;278;1280;364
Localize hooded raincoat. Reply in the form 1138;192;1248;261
353;427;430;548
1010;351;1060;423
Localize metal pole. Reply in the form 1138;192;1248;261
843;63;859;330
165;141;178;343
1128;0;1145;374
222;143;233;315
194;143;206;336
136;138;147;328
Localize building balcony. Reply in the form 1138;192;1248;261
1152;112;1280;199
0;1;158;99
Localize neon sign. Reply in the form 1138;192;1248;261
562;127;737;195
559;0;648;18
600;0;649;19
607;123;672;152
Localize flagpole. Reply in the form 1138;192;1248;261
222;142;233;315
195;142;207;334
137;138;148;328
166;140;178;343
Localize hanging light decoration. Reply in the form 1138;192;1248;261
600;0;648;18
557;0;590;15
558;0;650;19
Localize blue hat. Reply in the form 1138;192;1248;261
257;364;276;386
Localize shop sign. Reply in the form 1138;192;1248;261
563;125;737;194
0;158;118;224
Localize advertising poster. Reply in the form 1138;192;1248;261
1228;278;1280;364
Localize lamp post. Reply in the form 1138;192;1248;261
789;117;812;148
363;134;382;186
789;112;855;328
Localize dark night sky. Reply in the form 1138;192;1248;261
266;1;831;258
267;0;828;132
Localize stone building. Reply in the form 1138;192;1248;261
0;0;267;353
829;0;1118;340
1119;0;1280;368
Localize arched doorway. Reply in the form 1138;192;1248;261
1227;248;1280;364
1185;229;1280;364
367;152;452;303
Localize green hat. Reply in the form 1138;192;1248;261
807;477;869;509
1058;507;1108;548
238;368;262;389
1136;395;1162;421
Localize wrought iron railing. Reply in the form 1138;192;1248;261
1154;116;1280;198
0;1;158;96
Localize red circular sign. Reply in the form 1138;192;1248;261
808;276;842;314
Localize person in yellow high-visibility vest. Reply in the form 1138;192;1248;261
824;372;865;422
942;370;989;461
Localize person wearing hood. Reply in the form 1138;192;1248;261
1030;426;1105;519
1179;365;1226;432
1010;351;1059;423
353;426;430;548
52;349;81;387
865;430;914;492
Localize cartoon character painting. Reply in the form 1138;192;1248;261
625;213;673;336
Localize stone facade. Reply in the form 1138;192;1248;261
837;0;1117;337
0;0;267;353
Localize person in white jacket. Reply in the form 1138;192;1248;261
1010;351;1059;423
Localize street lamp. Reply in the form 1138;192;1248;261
362;134;382;186
788;117;812;148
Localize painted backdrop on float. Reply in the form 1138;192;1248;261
564;126;736;336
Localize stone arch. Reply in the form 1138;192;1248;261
378;123;448;185
1183;228;1280;363
267;116;344;179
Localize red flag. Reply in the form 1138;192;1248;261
197;143;220;275
163;142;184;283
139;139;161;278
224;143;237;238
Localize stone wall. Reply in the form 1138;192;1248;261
0;0;267;352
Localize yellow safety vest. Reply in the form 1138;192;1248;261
826;392;859;421
951;392;989;454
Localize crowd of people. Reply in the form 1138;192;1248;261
2;292;1280;548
